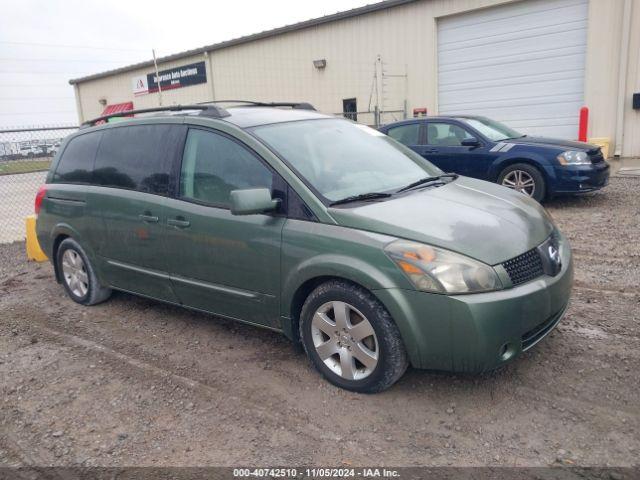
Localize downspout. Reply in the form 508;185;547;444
613;0;632;157
204;51;216;101
72;83;85;124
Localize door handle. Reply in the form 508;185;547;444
424;148;438;154
138;214;159;223
167;218;190;228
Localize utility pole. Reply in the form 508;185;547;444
152;49;163;107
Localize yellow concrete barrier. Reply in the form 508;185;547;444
25;215;48;262
588;137;611;159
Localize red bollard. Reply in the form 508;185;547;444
578;106;589;142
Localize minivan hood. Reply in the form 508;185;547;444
507;136;597;152
328;177;553;265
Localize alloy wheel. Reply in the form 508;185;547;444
502;170;536;196
61;249;89;298
310;301;379;381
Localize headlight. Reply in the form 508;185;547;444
384;240;502;294
557;150;590;165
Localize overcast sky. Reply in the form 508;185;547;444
0;0;374;128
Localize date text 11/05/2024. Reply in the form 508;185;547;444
233;468;400;478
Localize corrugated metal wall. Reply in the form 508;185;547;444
74;0;640;156
622;0;640;157
437;0;589;139
74;0;521;123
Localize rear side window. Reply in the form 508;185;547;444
180;128;273;207
94;124;177;195
387;123;420;146
52;132;102;184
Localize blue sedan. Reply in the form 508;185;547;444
379;115;610;202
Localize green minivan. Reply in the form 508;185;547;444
36;103;573;393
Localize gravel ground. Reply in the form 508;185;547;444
0;177;638;468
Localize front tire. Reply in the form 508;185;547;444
498;163;546;202
299;280;408;393
56;238;112;305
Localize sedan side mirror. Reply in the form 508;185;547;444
461;137;480;147
230;188;280;215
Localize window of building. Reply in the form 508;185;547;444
180;128;273;207
343;98;357;122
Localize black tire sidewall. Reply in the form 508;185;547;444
300;281;407;393
498;163;546;202
56;239;96;305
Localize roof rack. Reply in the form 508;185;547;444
198;100;316;111
81;104;230;128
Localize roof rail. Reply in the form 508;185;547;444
198;100;316;111
81;104;230;128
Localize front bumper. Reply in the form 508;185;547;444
374;235;573;373
551;162;610;194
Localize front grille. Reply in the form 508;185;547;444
501;248;544;286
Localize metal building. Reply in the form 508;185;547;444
70;0;640;157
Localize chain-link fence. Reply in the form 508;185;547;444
0;57;410;245
0;125;78;243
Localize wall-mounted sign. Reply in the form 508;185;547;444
131;61;207;96
132;76;149;96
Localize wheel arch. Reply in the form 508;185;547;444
281;255;405;343
51;233;70;283
287;275;375;343
492;155;552;179
49;224;102;284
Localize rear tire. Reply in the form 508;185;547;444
497;163;546;202
299;280;408;393
56;238;111;306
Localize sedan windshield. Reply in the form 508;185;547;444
461;117;523;142
252;119;441;202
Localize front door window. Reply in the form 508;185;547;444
180;128;273;207
426;123;474;146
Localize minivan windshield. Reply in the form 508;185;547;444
460;117;523;142
252;119;442;202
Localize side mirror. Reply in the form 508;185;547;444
230;188;279;216
461;137;480;147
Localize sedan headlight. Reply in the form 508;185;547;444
384;240;502;294
557;150;590;165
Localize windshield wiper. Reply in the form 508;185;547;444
396;173;458;193
329;192;392;206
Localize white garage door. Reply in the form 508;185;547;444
437;0;588;139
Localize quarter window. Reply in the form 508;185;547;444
180;128;273;207
387;123;420;146
52;132;102;184
426;123;473;147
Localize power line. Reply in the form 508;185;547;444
0;41;149;52
0;111;76;116
0;96;73;100
0;58;140;63
0;84;72;87
0;71;89;75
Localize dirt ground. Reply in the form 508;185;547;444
0;177;638;468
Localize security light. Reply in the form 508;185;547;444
313;59;327;69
